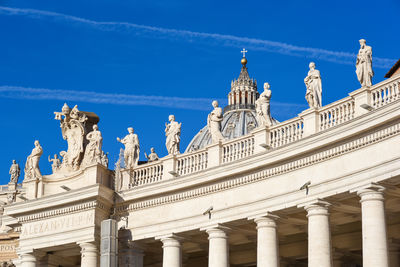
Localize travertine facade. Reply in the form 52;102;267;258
1;47;400;267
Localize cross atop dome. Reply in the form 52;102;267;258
241;48;248;66
241;48;248;58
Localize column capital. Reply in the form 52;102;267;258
201;224;231;240
156;234;184;248
20;253;36;263
354;184;385;202
250;213;279;229
298;199;330;216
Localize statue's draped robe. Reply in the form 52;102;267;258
255;90;273;126
121;134;140;168
305;69;322;108
166;121;181;154
356;45;373;87
25;145;43;179
83;130;102;165
208;107;224;143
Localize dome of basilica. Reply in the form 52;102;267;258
185;56;277;153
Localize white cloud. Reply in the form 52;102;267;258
0;85;306;112
0;6;395;69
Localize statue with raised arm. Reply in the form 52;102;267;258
304;62;322;108
24;140;43;181
207;100;225;143
165;115;181;155
145;147;159;162
117;127;140;169
9;160;20;184
48;154;61;173
82;124;103;166
255;82;273;126
356;39;373;87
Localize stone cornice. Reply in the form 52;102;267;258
16;199;110;223
116;100;400;213
4;184;114;218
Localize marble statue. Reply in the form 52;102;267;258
82;124;103;166
207;100;225;143
101;151;109;168
165;115;181;155
8;160;20;184
304;62;322;109
117;127;140;169
356;39;373;87
145;148;159;162
48;154;61;173
24;140;43;180
54;103;88;171
255;83;273;126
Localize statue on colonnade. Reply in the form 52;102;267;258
145;147;159;162
24;140;43;181
165;115;181;155
208;100;225;143
304;62;322;109
9;160;20;184
82;124;104;167
117;127;140;169
255;82;273;126
356;39;373;87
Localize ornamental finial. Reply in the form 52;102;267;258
241;48;248;65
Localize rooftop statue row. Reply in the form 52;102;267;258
303;39;374;109
11;40;377;180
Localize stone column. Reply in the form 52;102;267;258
80;242;99;267
20;253;36;267
160;235;183;267
203;225;230;267
304;200;332;267
253;214;279;267
357;185;389;267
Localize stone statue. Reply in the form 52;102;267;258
145;148;159;162
207;100;225;143
48;154;61;173
356;39;373;87
165;115;181;155
8;160;20;184
255;83;273;126
82;124;103;166
24;140;43;181
117;127;140;169
101;151;109;168
54;103;89;171
304;62;322;109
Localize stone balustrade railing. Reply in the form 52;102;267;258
118;75;400;191
222;135;255;163
176;149;208;175
269;117;304;148
371;77;400;108
318;97;355;130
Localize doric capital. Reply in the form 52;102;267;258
156;234;184;248
250;212;279;229
299;199;331;217
78;242;98;254
352;183;385;202
201;224;231;240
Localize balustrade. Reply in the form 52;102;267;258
116;75;400;189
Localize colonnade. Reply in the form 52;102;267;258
158;184;391;267
17;185;393;267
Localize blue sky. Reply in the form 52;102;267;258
0;0;398;184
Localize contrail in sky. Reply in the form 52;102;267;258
0;6;395;69
0;85;306;111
